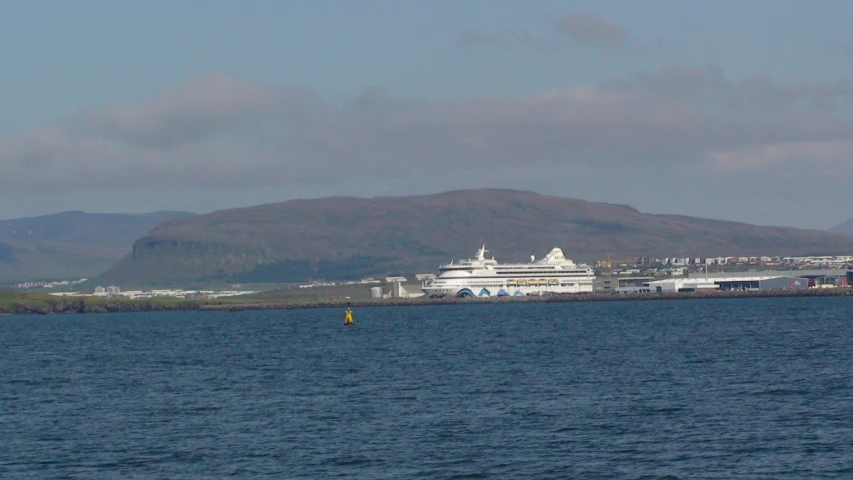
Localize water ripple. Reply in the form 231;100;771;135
2;297;853;478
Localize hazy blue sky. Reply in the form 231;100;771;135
2;0;852;228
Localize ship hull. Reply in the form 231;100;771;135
420;245;596;298
422;278;594;298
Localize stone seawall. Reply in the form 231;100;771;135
200;288;853;313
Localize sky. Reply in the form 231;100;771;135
1;0;852;229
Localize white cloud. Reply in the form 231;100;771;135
73;74;306;148
1;66;852;226
710;140;853;171
554;13;630;48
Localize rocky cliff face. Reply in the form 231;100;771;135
94;189;853;287
106;237;393;285
121;239;271;281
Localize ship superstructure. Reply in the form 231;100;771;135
421;245;595;298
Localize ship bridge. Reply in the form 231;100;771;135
538;247;576;265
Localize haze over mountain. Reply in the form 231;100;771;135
97;189;853;287
831;218;853;235
0;211;194;282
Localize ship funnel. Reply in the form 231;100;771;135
530;255;535;263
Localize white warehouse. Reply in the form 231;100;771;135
643;276;809;293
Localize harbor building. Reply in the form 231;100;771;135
704;268;848;287
642;276;809;293
597;276;655;291
373;276;425;299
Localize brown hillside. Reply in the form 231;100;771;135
97;189;853;285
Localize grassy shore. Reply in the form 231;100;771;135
0;290;229;315
2;287;850;316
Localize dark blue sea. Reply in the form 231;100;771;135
2;297;853;479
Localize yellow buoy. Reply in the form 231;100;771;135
344;307;354;326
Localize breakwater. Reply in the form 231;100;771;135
200;288;853;313
0;299;201;316
2;288;849;316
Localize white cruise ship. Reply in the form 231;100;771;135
421;245;595;298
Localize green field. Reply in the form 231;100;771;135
0;290;210;315
0;282;423;315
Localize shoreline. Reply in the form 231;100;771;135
199;288;853;312
1;288;850;316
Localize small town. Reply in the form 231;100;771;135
47;286;259;300
597;254;853;279
8;253;850;301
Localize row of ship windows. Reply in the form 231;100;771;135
493;268;580;270
442;269;592;274
494;271;591;275
466;278;592;285
469;281;594;286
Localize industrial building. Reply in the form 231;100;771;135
370;277;425;299
597;276;655;291
704;268;847;282
641;275;809;293
608;268;851;294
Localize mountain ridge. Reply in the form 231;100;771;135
830;217;853;235
0;210;195;282
96;189;853;286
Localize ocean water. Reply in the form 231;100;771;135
2;297;852;479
